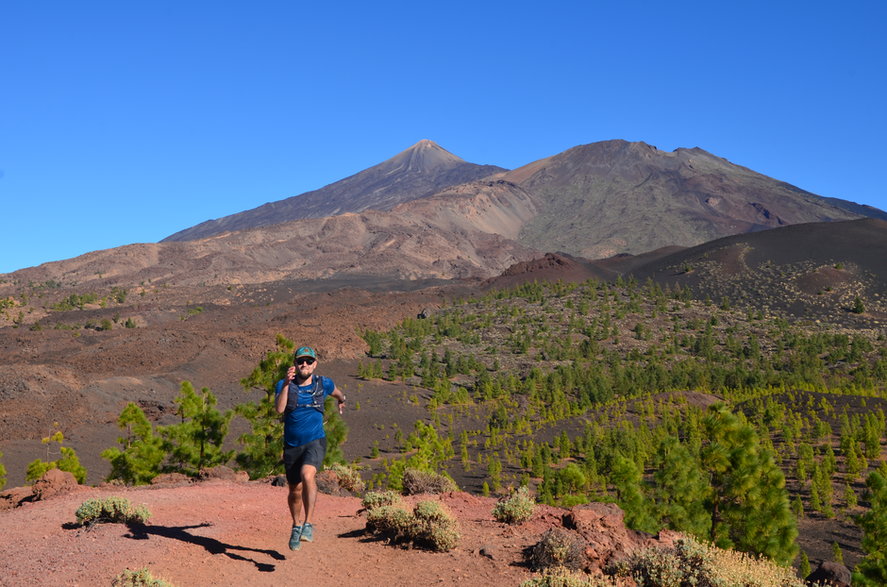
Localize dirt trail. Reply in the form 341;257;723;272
0;480;566;587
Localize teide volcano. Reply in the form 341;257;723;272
163;140;505;242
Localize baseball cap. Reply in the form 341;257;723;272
294;346;317;360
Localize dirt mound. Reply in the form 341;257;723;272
483;253;609;289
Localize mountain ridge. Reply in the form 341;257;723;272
162;140;506;242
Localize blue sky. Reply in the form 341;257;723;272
1;1;885;274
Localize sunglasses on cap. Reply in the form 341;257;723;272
295;357;316;365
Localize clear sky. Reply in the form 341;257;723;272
1;1;885;274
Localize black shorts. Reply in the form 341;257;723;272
283;437;327;486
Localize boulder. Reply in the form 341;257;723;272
565;503;658;570
806;561;851;587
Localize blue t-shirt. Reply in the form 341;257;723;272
275;375;335;447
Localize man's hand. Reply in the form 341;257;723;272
285;365;296;383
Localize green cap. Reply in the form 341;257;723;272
294;346;317;360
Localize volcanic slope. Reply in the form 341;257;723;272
3;179;541;292
163;139;506;242
506;140;886;259
628;217;887;324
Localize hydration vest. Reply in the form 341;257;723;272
284;375;326;415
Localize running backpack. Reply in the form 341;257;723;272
284;375;326;415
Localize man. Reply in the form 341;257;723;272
275;345;346;551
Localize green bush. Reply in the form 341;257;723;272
521;568;612;587
363;498;460;552
609;536;805;587
527;528;587;571
75;496;151;527
401;467;458;495
327;463;365;494
365;504;413;537
26;429;87;484
361;490;402;511
493;485;536;524
411;500;460;551
112;568;174;587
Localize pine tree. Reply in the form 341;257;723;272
700;405;798;564
101;403;166;484
26;426;87;484
235;335;290;479
651;437;711;539
854;471;887;585
162;381;234;476
611;455;657;534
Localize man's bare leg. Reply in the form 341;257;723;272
300;464;318;526
288;482;303;527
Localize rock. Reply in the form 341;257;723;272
316;469;352;496
565;503;659;570
32;469;78;501
479;544;498;560
151;473;192;486
270;475;288;487
198;466;249;482
0;486;33;510
806;561;851;587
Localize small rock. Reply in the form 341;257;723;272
479;544;498;560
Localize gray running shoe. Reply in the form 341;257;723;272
300;522;314;543
288;524;302;551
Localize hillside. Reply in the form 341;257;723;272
0;180;541;292
628;217;887;324
507;140;885;259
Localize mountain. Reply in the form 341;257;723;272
6;179;541;291
506;140;887;259
162;140;506;242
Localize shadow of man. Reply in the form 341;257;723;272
125;522;285;573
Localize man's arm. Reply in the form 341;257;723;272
275;366;296;414
331;385;346;415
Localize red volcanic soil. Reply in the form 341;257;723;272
0;478;613;587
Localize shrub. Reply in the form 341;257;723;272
402;467;458;495
521;568;612;587
361;490;402;511
327;463;365;493
527;528;587;571
75;496;151;528
493;485;536;524
365;504;413;537
609;536;805;587
112;568;174;587
411;500;460;551
363;498;460;552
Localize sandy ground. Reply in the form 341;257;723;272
0;480;568;587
